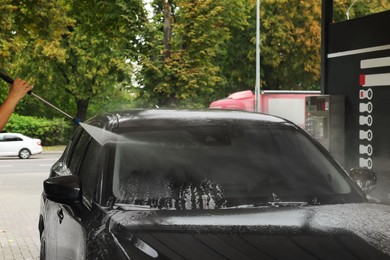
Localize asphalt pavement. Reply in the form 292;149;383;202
0;151;62;260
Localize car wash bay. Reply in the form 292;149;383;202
322;8;390;204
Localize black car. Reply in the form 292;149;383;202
39;109;390;259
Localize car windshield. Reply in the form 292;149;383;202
111;124;363;210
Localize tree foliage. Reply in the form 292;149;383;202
218;1;255;95
4;114;72;145
0;0;74;119
22;0;146;121
259;0;322;90
138;0;324;105
0;0;72;67
2;0;146;122
138;0;249;107
215;0;390;93
334;0;390;22
2;0;390;119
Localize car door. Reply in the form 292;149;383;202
58;130;93;258
55;133;104;259
0;134;6;155
42;128;80;259
0;134;23;155
44;129;91;259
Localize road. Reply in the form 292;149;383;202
0;151;62;260
0;153;60;174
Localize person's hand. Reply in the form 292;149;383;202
9;78;33;102
0;78;33;131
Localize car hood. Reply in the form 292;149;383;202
108;203;390;259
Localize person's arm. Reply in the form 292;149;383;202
0;78;33;131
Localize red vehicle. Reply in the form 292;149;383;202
210;90;320;128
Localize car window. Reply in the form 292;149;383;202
50;128;84;178
78;139;103;204
60;127;84;165
68;130;91;175
2;135;23;141
111;125;363;210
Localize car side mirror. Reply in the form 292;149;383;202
44;175;82;205
349;168;377;194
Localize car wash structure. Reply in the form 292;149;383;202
315;0;390;203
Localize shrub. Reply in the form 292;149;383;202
3;114;73;146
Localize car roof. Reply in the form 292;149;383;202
85;109;294;130
0;133;23;136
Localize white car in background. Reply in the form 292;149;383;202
0;133;42;159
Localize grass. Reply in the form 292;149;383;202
43;145;66;152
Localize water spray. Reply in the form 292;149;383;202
0;70;80;125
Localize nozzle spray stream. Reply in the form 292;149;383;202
0;70;80;125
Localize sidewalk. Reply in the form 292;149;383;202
0;149;63;260
0;172;45;260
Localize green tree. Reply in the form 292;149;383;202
0;0;71;68
218;0;256;95
0;0;72;112
220;0;390;94
258;0;322;90
140;0;324;106
334;0;390;22
3;0;389;116
236;0;390;92
1;0;72;119
138;0;249;108
3;0;146;122
1;1;22;68
34;0;145;121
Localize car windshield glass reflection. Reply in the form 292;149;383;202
112;125;358;210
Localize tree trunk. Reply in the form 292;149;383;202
75;98;89;122
163;0;172;61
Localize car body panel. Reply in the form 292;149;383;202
42;200;85;260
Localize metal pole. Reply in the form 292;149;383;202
30;92;74;120
255;0;261;112
321;0;333;94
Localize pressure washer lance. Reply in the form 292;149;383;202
0;70;80;125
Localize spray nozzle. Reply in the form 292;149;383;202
72;118;81;125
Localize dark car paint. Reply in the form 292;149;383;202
107;203;390;260
39;109;390;259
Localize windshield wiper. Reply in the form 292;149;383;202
114;204;155;211
222;201;309;209
266;201;308;207
265;192;319;207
